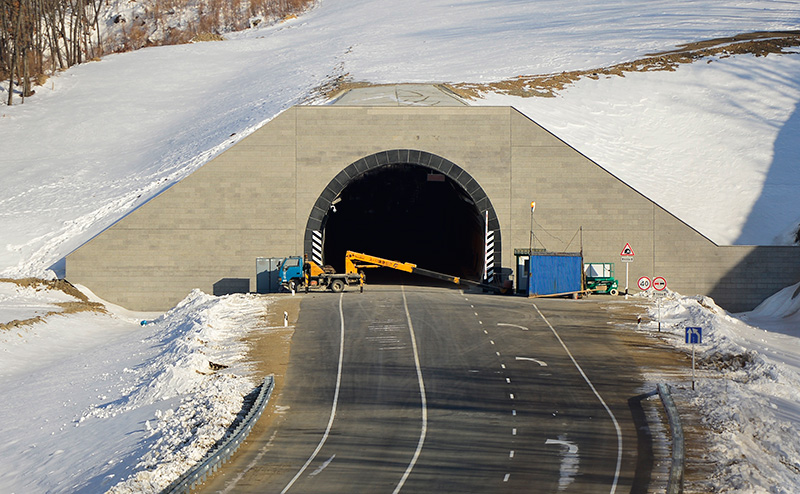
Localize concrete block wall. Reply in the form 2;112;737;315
67;104;800;312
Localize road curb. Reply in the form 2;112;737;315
657;383;684;494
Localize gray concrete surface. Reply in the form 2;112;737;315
66;87;800;311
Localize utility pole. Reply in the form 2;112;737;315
529;201;536;277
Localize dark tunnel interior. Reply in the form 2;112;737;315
321;164;485;285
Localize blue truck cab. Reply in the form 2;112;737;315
279;256;304;290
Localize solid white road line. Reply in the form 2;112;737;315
280;293;347;494
533;304;623;494
393;286;429;494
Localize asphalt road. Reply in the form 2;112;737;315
199;286;650;493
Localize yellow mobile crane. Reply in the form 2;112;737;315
280;250;501;293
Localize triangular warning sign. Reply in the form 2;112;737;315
620;243;635;256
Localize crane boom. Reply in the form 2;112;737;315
344;250;502;291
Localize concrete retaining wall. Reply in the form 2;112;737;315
66;105;800;311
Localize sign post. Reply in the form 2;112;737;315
620;243;634;294
653;277;667;331
685;327;703;390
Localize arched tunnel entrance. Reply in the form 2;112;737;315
304;150;502;285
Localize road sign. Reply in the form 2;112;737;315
621;257;634;263
653;277;667;291
637;276;652;290
685;327;702;344
620;243;635;256
686;326;703;390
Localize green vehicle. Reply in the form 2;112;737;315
584;262;619;295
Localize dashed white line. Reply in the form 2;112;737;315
506;378;511;383
512;428;517;436
503;473;510;482
509;450;515;458
509;393;515;400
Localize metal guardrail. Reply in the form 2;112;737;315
161;375;275;494
657;383;685;494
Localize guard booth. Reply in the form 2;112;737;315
515;249;583;297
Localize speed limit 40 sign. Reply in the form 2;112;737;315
637;276;651;290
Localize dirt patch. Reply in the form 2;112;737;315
0;278;107;331
602;299;716;493
318;31;800;101
451;30;800;100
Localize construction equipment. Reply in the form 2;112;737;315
584;262;619;295
278;251;501;293
278;256;362;293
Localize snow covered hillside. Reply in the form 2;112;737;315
1;1;800;493
1;0;800;279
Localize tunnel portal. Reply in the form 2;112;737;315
322;163;483;283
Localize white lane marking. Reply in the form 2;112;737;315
515;356;548;367
484;330;489;335
503;473;510;482
512;428;517;436
501;364;506;369
512;410;516;416
309;455;336;477
281;293;347;494
533;304;623;494
509;393;515;400
490;340;495;345
509;450;515;458
506;378;511;383
393;286;429;494
497;322;529;331
546;438;580;491
496;351;501;357
478;320;483;325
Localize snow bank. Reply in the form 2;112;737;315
0;286;272;493
638;290;800;493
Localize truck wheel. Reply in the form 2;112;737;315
330;279;345;293
610;288;619;296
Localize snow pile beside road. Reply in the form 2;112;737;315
640;290;800;493
0;285;271;494
99;290;268;493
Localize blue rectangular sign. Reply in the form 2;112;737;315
685;327;702;344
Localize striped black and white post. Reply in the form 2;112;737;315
311;230;323;266
484;211;495;284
